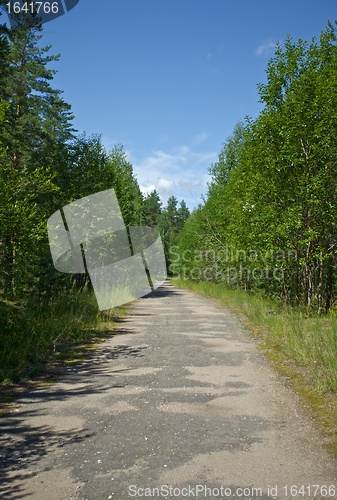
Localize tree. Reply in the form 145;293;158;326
67;136;143;225
0;12;74;296
160;195;178;245
143;190;162;227
177;200;190;232
241;22;337;308
0;13;74;171
158;196;191;273
208;120;247;189
108;145;144;226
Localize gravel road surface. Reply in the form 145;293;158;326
1;281;336;499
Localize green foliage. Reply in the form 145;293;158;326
175;22;337;313
63;135;143;225
141;190;191;273
0;289;109;382
0;10;75;297
143;190;162;226
0;13;75;171
0;163;59;291
208;119;247;189
157;195;190;272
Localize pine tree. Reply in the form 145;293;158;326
177;200;190;232
0;11;74;296
0;12;74;170
143;190;162;226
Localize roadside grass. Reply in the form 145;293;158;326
172;278;337;454
0;288;128;386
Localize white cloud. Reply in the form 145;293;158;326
125;149;132;161
98;136;214;209
255;39;277;57
157;178;175;191
132;146;217;209
139;184;156;196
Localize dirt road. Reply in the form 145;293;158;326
1;282;336;499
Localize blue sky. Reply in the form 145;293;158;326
14;0;337;209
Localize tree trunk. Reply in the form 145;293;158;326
3;234;16;298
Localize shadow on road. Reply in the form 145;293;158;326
142;281;184;299
0;308;149;497
0;407;94;499
0;282;184;497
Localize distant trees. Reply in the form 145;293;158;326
175;22;337;313
142;192;190;272
143;190;162;227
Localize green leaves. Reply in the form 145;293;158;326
176;21;337;311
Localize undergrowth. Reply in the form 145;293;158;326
0;288;124;383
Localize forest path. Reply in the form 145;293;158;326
1;281;336;500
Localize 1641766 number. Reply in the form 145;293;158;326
283;485;336;497
6;2;59;15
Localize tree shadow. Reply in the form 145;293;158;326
0;320;148;496
0;406;94;499
142;282;184;299
0;282;180;496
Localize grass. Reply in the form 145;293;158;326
0;288;128;385
172;277;337;455
0;287;130;416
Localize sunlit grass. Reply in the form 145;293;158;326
0;288;125;383
173;278;337;393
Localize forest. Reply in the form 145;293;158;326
175;22;337;315
0;9;189;381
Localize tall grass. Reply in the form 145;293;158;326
0;288;119;383
173;278;337;394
